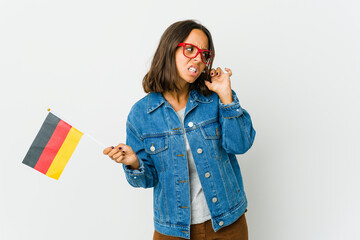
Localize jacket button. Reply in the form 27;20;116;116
197;148;203;154
219;221;224;226
212;197;217;203
188;122;194;127
205;172;210;178
150;145;155;152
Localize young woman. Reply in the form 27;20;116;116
103;19;256;240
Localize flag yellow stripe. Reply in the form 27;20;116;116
46;127;83;180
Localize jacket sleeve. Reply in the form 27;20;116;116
218;89;256;154
122;120;158;188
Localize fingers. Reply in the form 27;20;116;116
224;67;232;77
210;67;231;77
210;67;222;77
103;146;113;155
114;154;125;163
112;150;124;159
103;143;127;163
215;67;222;76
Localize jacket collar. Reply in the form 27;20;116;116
147;89;213;113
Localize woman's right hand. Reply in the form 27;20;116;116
103;143;140;170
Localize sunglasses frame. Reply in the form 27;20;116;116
178;43;214;65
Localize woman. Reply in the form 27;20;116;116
103;19;256;240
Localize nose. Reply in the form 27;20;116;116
193;52;202;62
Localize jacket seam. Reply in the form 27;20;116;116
154;218;188;228
223;161;237;207
212;197;246;220
127;120;144;141
222;113;242;119
239;117;252;146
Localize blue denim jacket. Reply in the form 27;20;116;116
123;89;256;239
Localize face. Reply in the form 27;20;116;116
175;29;209;85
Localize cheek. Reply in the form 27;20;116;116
176;58;191;76
175;48;185;60
175;53;186;69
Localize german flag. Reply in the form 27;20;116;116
22;112;83;180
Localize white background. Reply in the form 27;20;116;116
1;0;359;239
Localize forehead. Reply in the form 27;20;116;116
183;29;209;50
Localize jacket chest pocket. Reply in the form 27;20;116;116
200;121;222;159
144;135;169;172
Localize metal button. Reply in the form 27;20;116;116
197;148;203;154
188;122;194;127
205;172;210;178
150;145;155;152
134;176;137;179
212;197;217;203
219;221;224;226
237;109;240;112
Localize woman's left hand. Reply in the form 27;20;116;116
205;67;233;104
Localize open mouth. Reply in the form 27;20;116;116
188;67;197;76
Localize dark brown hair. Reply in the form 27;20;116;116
142;19;215;96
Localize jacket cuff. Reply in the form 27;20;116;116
219;90;243;119
123;157;145;179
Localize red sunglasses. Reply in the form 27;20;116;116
178;43;214;65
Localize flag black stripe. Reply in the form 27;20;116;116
22;112;61;168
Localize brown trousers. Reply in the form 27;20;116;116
153;210;248;240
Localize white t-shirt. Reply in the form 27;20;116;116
176;107;211;224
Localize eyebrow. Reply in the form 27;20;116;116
188;43;209;50
198;45;208;50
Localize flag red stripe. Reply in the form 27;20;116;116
34;120;72;174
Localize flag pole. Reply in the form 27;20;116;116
47;108;107;149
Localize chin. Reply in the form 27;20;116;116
186;78;198;84
179;76;196;84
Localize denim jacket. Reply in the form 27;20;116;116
123;89;256;239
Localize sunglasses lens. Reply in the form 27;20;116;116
183;44;212;64
184;44;197;58
202;51;212;64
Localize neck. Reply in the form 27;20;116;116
163;83;190;104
